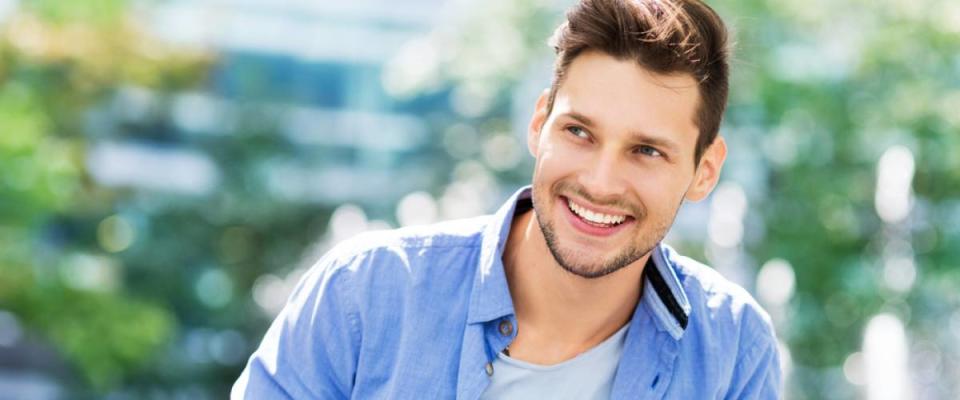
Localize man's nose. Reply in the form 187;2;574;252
579;149;628;202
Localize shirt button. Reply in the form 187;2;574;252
485;362;494;376
498;320;514;336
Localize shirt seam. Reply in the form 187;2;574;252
332;258;363;398
335;266;362;348
736;325;776;377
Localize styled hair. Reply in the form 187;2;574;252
546;0;730;164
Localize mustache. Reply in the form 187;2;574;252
554;181;644;218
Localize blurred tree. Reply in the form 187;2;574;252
0;0;210;392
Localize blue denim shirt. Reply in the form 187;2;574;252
233;186;781;399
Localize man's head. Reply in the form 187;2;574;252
546;0;729;165
526;0;730;279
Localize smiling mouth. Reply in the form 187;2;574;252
564;196;635;228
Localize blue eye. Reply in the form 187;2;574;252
637;145;663;157
567;126;589;139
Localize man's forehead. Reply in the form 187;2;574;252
562;51;699;93
554;56;700;140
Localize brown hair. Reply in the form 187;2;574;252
546;0;730;164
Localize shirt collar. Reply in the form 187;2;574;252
466;185;692;341
466;186;529;324
640;243;691;341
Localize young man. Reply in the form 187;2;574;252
233;0;781;398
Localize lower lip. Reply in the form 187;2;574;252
559;196;634;237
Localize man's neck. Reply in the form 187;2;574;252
501;207;647;365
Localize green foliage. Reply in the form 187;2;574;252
21;0;126;26
1;265;174;390
0;82;77;225
0;3;209;394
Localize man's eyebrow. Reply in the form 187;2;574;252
628;131;681;152
558;110;681;152
562;111;596;127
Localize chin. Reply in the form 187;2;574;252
538;215;649;279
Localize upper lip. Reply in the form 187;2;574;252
564;196;634;218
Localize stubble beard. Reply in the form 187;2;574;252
531;182;674;279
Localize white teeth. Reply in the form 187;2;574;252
567;198;627;225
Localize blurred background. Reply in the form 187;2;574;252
0;0;958;398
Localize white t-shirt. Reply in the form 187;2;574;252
479;323;630;400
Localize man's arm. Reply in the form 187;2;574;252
232;250;362;399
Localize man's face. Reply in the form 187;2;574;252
527;50;724;279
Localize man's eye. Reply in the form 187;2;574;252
566;126;589;139
637;145;663;157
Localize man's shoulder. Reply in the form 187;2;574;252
666;250;776;344
333;215;490;257
305;215;492;289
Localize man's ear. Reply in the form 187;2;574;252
685;136;727;202
528;89;550;158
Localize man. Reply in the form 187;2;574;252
233;0;781;398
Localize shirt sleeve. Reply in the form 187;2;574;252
232;249;362;399
723;323;782;400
